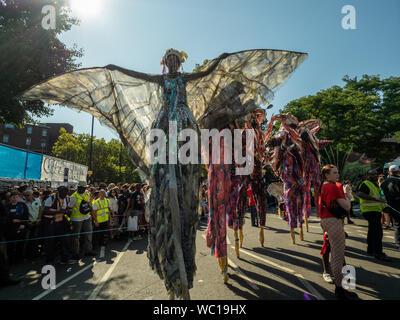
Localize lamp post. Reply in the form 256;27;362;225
88;115;94;184
119;141;122;180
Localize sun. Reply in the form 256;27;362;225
70;0;103;18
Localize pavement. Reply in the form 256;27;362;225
1;206;399;300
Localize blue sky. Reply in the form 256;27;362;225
37;0;400;141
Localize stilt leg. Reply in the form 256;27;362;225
218;257;229;283
259;227;264;247
181;285;190;300
305;215;309;232
168;290;175;300
234;230;240;258
290;228;295;244
239;228;244;248
217;257;224;274
278;202;281;217
299;226;304;241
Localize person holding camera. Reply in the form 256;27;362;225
319;164;358;300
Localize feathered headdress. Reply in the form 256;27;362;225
160;48;188;73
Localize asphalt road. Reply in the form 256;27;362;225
1;206;399;300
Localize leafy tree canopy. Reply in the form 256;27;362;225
0;0;83;125
52;128;141;184
281;74;400;166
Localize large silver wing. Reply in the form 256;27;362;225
187;49;308;129
20;68;162;178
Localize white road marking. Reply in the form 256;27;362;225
235;247;325;300
87;240;132;300
32;261;96;300
384;236;394;240
227;234;231;245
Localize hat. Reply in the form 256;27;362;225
389;164;400;172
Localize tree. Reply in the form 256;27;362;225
0;0;83;125
282;75;400;166
52;128;141;184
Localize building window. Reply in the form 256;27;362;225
41;141;46;148
2;134;9;143
27;127;33;134
4;124;14;129
26;137;31;146
42;129;47;137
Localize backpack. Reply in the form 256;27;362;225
79;199;92;215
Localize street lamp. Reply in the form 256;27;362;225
88;115;94;184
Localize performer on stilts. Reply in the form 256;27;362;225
20;49;307;294
298;120;332;232
265;113;306;244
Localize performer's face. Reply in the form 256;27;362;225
166;54;180;73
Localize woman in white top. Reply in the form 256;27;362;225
107;188;119;239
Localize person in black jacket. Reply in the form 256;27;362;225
5;191;29;265
381;165;400;249
0;191;21;287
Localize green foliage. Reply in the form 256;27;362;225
193;59;210;72
0;0;83;125
52;128;141;184
282;75;400;167
341;161;371;186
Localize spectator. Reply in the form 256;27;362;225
200;184;208;220
336;181;354;225
69;183;96;260
247;186;257;227
319;164;358;300
24;190;42;259
42;186;76;265
5;191;29;264
0;198;20;287
117;184;131;238
107;188;119;240
378;175;392;229
380;165;400;250
357;171;391;261
92;189;112;248
130;184;143;240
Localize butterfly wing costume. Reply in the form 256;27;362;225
20;49;307;299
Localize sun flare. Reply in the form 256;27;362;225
70;0;103;18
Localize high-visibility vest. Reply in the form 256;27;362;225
94;198;110;223
70;191;91;221
359;180;385;213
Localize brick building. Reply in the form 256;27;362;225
0;123;73;155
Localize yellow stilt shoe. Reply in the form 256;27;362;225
290;228;295;244
234;230;240;258
259;227;264;247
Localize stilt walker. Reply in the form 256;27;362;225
265;113;306;244
245;109;269;247
299;120;332;226
21;49;307;295
206;133;232;282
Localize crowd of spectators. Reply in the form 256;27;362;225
0;181;150;286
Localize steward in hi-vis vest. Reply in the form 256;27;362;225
358;180;385;213
357;172;390;261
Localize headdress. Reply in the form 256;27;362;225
160;48;188;73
